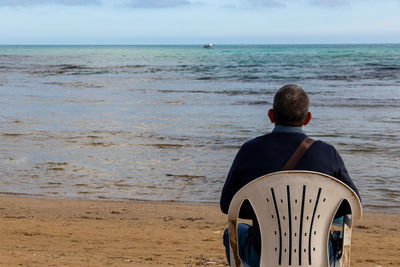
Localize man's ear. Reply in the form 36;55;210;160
268;109;275;124
303;112;312;126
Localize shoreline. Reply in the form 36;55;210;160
0;192;398;214
0;196;399;266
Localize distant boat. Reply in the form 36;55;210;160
203;43;213;49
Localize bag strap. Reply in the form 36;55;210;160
282;137;315;171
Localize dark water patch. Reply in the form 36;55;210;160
47;167;65;171
64;99;106;103
90;130;126;135
312;134;341;138
233;100;269;105
159;100;185;104
188;65;218;72
375;188;400;197
57;64;85;70
345;147;378;153
239;75;261;81
114;183;131;188
1;133;27;137
378;66;400;70
145;143;185;149
146;67;163;73
317;74;382;81
156;89;273;96
27;64;111;76
43;81;103;89
146;134;189;142
87;142;115;147
196;76;217;80
87;135;101;139
47;182;62;185
121;64;147;68
132;184;177;190
44;162;68;166
313;100;400;108
165;174;206;179
75;184;89;187
0;192;45;197
363;204;400;211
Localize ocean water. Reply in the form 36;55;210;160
0;44;399;213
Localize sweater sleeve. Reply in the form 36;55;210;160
334;149;361;201
220;146;245;214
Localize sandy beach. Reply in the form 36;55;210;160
0;196;398;266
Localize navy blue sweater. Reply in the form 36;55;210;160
220;131;360;254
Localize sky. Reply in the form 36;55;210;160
0;0;400;44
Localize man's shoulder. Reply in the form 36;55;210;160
312;139;338;152
241;133;271;147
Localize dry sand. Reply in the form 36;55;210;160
0;196;399;266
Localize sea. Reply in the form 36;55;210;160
0;44;399;213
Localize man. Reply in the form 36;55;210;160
220;84;360;266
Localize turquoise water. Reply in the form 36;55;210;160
0;44;399;212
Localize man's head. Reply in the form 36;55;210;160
268;84;312;127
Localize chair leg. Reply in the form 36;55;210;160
340;215;353;267
228;219;242;267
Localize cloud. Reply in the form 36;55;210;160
311;0;350;6
0;0;101;6
246;0;285;7
123;0;191;8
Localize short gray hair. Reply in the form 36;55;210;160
273;84;309;126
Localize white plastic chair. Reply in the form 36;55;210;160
227;171;362;267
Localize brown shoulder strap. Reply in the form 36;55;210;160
282;137;315;171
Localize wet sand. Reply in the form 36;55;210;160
0;196;399;266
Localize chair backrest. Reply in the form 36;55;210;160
228;171;362;267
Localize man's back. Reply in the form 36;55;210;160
220;128;359;215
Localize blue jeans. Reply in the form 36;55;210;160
223;223;336;267
223;223;260;267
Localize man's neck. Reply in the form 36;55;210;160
272;124;305;134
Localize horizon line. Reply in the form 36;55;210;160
1;42;400;46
